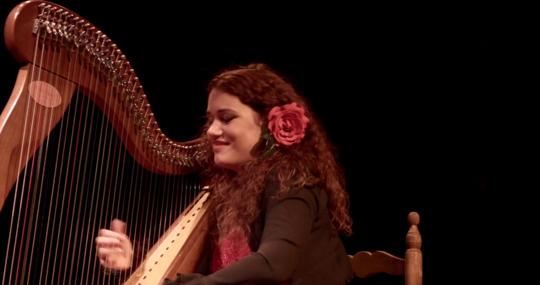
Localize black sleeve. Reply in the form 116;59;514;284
168;188;318;285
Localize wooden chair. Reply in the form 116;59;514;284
349;212;422;285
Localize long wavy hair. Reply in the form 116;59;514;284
202;63;352;238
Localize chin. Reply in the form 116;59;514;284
214;158;234;170
214;157;244;172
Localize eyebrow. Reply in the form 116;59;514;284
207;109;237;115
206;109;238;120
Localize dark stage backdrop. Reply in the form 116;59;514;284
1;1;514;284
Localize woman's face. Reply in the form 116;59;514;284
206;89;263;171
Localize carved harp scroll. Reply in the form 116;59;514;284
1;1;210;284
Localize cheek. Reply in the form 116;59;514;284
224;122;262;155
247;127;263;148
231;131;260;157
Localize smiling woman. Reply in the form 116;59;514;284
206;89;263;171
96;63;354;285
2;1;506;285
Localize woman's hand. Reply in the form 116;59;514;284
95;219;133;270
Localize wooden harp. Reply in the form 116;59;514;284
0;1;210;284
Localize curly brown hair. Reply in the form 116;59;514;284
202;63;352;238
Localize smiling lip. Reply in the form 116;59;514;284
212;141;229;149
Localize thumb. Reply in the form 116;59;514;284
110;219;126;234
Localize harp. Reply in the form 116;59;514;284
0;1;211;284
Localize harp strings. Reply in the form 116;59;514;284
1;18;201;284
2;18;50;285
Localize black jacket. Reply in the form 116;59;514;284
166;183;353;285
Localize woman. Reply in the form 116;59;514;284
96;63;353;284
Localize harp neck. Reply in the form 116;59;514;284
3;0;208;176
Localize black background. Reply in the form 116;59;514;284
1;1;525;284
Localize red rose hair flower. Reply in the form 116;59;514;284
268;102;310;146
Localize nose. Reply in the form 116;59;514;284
206;120;222;138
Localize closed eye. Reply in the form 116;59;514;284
219;113;236;123
205;111;237;125
216;109;237;124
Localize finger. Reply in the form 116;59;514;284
95;236;122;248
97;247;124;258
98;229;128;240
111;219;126;234
99;257;116;268
118;238;133;256
97;247;122;257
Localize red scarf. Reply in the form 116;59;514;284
210;230;292;285
210;230;251;272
